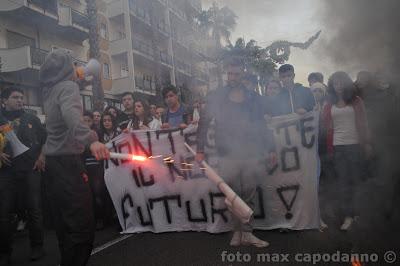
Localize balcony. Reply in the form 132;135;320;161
107;0;123;18
157;22;169;37
0;46;85;72
71;9;89;30
58;5;89;40
156;0;167;6
135;75;156;95
0;0;58;20
159;51;172;66
171;28;189;50
109;37;129;55
188;0;201;13
112;76;133;94
169;5;186;21
132;38;154;60
193;68;208;83
176;59;191;76
30;47;48;68
0;0;58;16
129;0;152;27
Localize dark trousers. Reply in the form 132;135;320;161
86;164;106;222
333;145;363;218
45;155;94;266
0;169;44;255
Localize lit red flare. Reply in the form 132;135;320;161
109;152;148;162
131;155;147;161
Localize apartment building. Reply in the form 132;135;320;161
0;0;215;115
0;0;91;114
106;0;215;105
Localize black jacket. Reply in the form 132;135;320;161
265;83;315;117
197;86;275;158
1;109;47;171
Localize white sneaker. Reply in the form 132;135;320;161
241;232;269;248
229;231;242;246
340;217;353;231
17;220;26;231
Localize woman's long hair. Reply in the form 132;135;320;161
99;112;119;143
133;99;152;128
327;71;357;105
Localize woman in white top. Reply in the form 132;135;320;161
322;71;372;231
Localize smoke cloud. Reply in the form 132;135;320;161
317;0;400;80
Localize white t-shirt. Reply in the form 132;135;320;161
331;105;359;146
149;118;162;130
192;108;200;123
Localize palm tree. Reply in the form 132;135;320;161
222;38;276;90
197;2;237;88
222;31;322;93
86;0;104;111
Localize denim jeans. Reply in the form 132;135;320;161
333;144;363;218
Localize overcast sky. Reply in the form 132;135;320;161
201;0;352;85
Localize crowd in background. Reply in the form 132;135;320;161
0;60;399;262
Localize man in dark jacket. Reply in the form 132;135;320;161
266;64;315;116
39;49;109;266
118;92;136;130
196;61;276;248
0;87;47;264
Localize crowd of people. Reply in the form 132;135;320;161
79;86;198;232
204;62;399;248
0;48;399;265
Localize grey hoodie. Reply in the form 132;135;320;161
40;49;97;156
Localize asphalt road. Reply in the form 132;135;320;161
9;176;400;266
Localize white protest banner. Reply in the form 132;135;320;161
104;111;320;233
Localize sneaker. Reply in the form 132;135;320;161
16;220;26;232
229;231;242;246
340;217;354;231
30;246;45;261
320;219;328;231
241;232;269;248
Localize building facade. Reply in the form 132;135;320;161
105;0;215;105
0;0;215;115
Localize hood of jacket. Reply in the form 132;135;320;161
39;49;74;91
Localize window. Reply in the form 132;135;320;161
144;74;151;91
121;64;128;77
6;31;35;49
115;31;126;40
103;63;110;79
100;23;107;39
82;95;92;111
